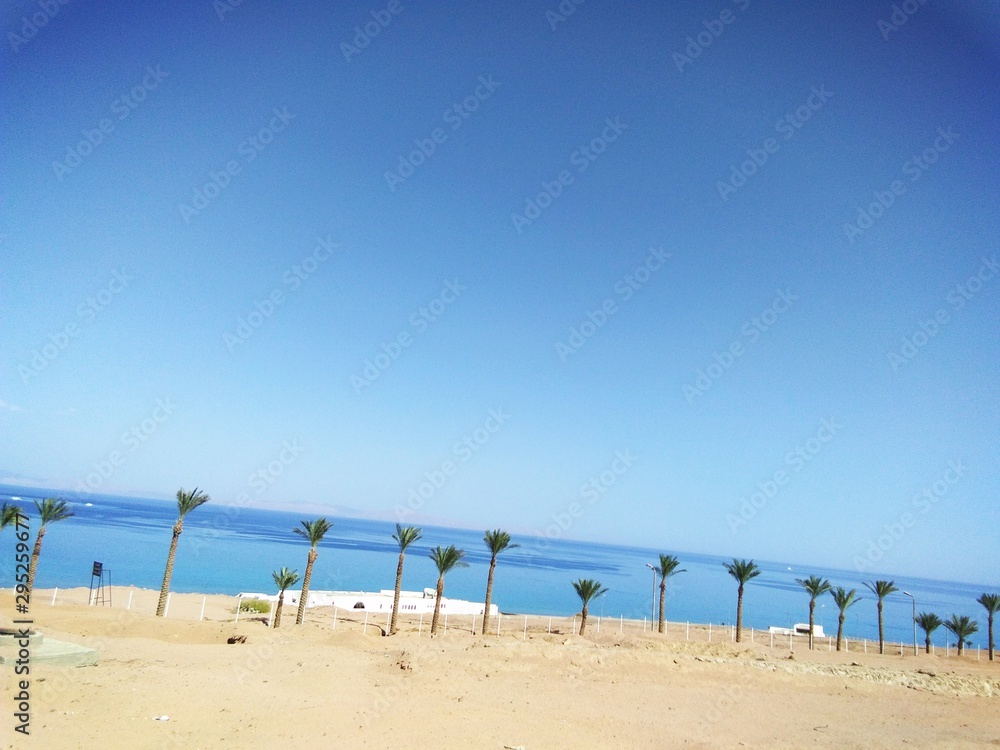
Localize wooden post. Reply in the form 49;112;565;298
51;588;58;606
165;592;172;618
200;596;207;622
127;589;133;611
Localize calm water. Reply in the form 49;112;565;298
1;485;992;649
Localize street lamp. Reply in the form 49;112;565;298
903;591;916;656
645;563;657;625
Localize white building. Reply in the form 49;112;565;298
238;588;498;617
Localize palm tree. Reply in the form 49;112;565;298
155;487;210;617
1;501;20;531
655;554;685;634
429;545;468;635
829;587;860;651
795;575;832;649
976;593;1000;661
292;518;333;625
723;558;761;642
914;612;942;654
26;498;74;594
942;614;978;656
571;578;608;636
389;524;421;635
481;529;519;635
862;579;899;654
271;567;300;628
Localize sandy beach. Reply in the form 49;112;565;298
2;587;998;749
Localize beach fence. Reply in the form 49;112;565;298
40;587;246;623
31;591;966;655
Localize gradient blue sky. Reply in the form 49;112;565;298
2;1;998;583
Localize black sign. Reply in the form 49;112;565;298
92;561;103;577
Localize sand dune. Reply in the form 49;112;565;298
2;588;998;749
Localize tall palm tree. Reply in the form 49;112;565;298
389;524;422;635
862;579;899;654
429;545;468;635
795;575;832;649
976;593;1000;662
156;487;210;617
942;614;978;656
292;518;333;625
26;498;74;594
914;612;942;654
571;578;608;636
271;567;300;628
829;587;860;652
481;529;519;635
655;554;685;634
1;501;20;531
723;558;761;643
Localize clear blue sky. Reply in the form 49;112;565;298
2;1;998;584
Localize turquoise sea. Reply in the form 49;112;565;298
1;485;992;649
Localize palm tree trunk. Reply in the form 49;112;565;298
156;522;182;617
808;599;816;650
957;639;964;656
481;558;496;635
274;591;285;628
658;581;666;634
389;552;405;635
989;616;995;662
580;605;588;636
735;585;744;643
924;634;931;654
430;576;444;635
26;525;46;595
837;613;845;651
295;548;317;625
877;600;885;655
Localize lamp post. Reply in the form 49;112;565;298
645;563;657;625
903;591;916;656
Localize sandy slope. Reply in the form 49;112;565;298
2;588;998;749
